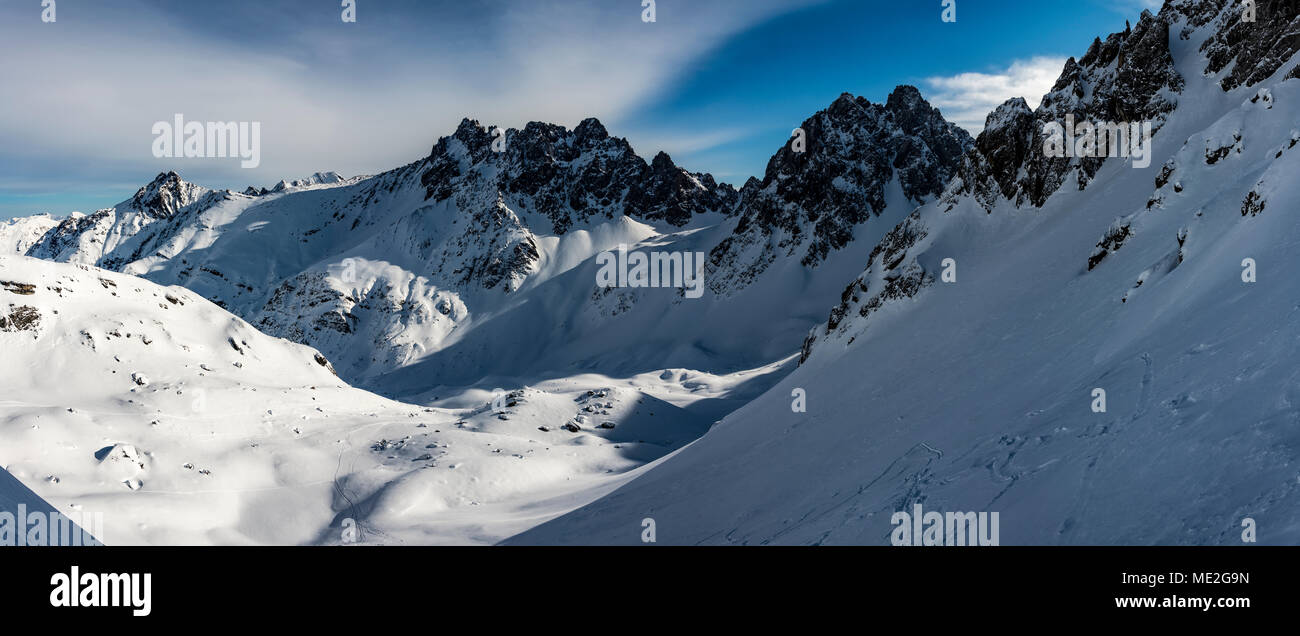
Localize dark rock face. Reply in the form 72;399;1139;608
967;98;1037;205
888;87;974;193
438;198;541;292
128;171;207;220
708;86;973;295
0;305;41;332
800;209;932;364
627;151;736;228
313;353;337;376
1241;190;1266;217
948;10;1185;210
1189;0;1300;91
1089;221;1134;270
420;117;736;236
1;281;37;295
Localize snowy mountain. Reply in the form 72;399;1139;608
0;86;984;544
511;0;1300;545
0;213;60;256
5;0;1297;547
0;254;727;544
8;92;965;393
25;171;225;269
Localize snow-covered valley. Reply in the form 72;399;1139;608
0;255;778;544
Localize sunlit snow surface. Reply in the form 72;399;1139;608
0;256;799;544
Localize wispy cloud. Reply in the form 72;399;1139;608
0;0;820;213
623;126;758;158
924;57;1068;134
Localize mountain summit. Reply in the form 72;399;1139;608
709;86;972;296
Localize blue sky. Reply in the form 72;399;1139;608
0;0;1162;220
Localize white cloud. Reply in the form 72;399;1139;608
924;57;1068;134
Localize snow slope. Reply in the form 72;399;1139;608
1;464;63;520
0;213;60;255
511;1;1300;545
0;255;717;544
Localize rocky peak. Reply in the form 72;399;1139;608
707;87;972;295
129;171;207;220
825;92;870;119
885;85;958;143
451;117;494;152
573;117;610;144
420;117;736;234
970;98;1037;201
649;150;676;172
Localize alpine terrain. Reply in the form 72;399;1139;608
3;0;1298;545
